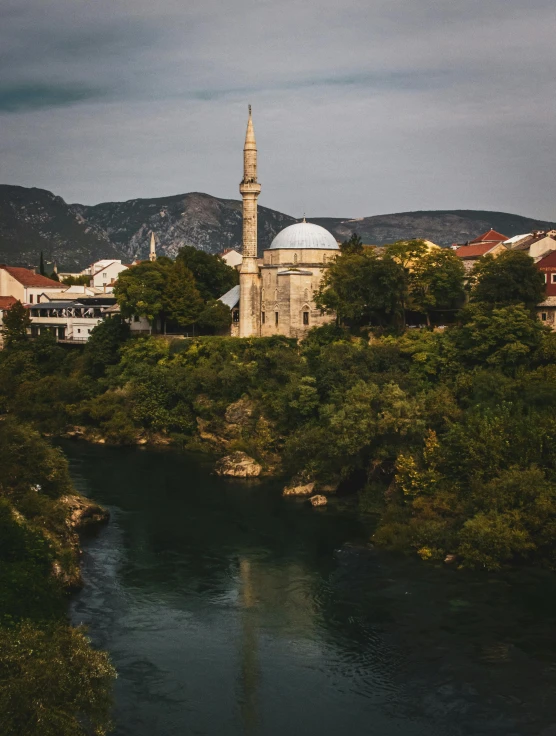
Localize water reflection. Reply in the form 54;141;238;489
66;443;556;736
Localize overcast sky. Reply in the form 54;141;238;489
1;0;555;219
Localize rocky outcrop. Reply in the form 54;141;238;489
283;481;315;497
215;452;262;478
225;397;255;426
60;494;110;533
309;495;327;507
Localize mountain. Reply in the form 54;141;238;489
0;185;120;270
311;210;556;248
72;191;295;263
0;184;554;270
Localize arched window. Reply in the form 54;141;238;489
294;253;298;264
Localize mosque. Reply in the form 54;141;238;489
220;107;339;339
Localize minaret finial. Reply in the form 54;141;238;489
248;104;252;116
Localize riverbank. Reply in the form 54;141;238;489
0;417;116;736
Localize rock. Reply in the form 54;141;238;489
196;417;229;447
225;397;255;426
309;495;327;507
60;494;110;532
283;481;315;497
444;554;458;565
215;452;262;478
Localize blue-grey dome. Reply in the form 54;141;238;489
269;221;339;250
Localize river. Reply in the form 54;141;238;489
66;442;556;736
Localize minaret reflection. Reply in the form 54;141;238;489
238;558;259;735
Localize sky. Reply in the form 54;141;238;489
1;0;555;220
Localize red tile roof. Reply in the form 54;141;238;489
0;296;17;310
0;265;62;288
469;229;508;244
455;243;503;259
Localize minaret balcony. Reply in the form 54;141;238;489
240;181;261;195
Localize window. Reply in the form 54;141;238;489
275;312;279;326
37;295;41;303
261;312;266;325
303;311;309;325
542;313;547;321
294;253;298;263
29;294;34;304
77;328;81;334
551;274;556;284
133;315;140;322
232;309;239;323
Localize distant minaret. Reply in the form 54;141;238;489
239;105;261;337
149;232;157;262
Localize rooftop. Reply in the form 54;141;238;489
455;243;505;259
0;265;64;288
469;229;508;244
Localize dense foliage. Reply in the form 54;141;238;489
0;246;553;573
113;248;237;333
0;419;116;734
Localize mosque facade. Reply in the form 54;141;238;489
220;108;339;339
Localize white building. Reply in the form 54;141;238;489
0;265;67;304
220;249;243;269
83;260;131;291
28;297;118;342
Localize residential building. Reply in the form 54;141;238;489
453;240;508;273
0;265;66;304
505;232;556;261
28;297;118;342
84;260;130;291
220;249;243;269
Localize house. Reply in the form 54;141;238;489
453;242;508;272
505;232;556;261
28;296;118;342
220;249;243;269
84;260;130;291
0;296;18;348
0;265;67;304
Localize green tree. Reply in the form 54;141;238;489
470;250;545;311
114;261;169;330
196;300;232;335
340;233;364;256
316;250;406;328
1;301;30;347
175;246;239;301
39;252;45;276
164;260;204;328
62;275;91;286
410;248;465;325
0;622;115;736
83;315;131;378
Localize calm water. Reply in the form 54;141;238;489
66;443;556;736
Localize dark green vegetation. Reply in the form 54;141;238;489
0;244;552;572
2;183;555;268
114;247;237;333
0;419;115;736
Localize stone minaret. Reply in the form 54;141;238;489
239;105;261;337
149;232;157;262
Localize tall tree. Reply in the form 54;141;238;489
340;233;364;256
163;260;204;327
175;246;238;301
1;301;31;347
409;248;466;325
39;252;45;276
114;261;169;330
470;250;545;311
316;251;406;328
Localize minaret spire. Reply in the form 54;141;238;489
238;105;262;337
149;231;157;262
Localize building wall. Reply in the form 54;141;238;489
257;248;336;339
91;262;128;289
0;271;24;301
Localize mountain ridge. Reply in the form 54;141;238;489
1;184;554;270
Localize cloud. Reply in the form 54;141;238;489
1;0;555;219
0;84;111;113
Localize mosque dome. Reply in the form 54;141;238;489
269;221;339;250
